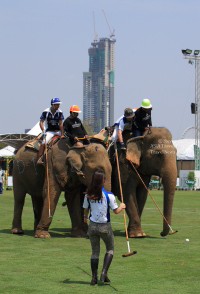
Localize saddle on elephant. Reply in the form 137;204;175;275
25;133;62;153
89;127;115;147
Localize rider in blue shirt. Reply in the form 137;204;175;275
37;98;64;164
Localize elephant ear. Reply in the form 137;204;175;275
126;136;144;166
66;146;85;176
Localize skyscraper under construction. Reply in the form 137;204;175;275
83;37;116;132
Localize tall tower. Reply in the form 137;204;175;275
182;49;200;170
83;37;116;132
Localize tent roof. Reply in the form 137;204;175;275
27;121;41;136
173;139;195;160
0;122;41;150
0;133;37;150
0;145;15;157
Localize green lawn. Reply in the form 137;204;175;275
0;189;200;294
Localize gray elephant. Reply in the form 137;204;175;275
110;127;177;237
11;138;111;238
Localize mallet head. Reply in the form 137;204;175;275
122;251;137;257
169;230;178;235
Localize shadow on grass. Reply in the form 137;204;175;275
113;230;160;239
62;278;122;291
0;228;74;239
49;227;71;238
62;278;90;285
67;267;123;291
0;229;34;237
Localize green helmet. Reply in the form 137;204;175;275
141;99;152;109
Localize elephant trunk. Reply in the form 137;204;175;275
104;169;112;191
160;168;177;236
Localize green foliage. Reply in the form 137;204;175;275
0;142;6;149
188;171;195;180
0;190;200;293
82;118;99;136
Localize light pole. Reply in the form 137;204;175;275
182;49;200;170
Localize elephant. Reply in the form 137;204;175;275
110;127;177;238
11;138;112;238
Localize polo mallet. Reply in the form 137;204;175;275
76;136;94;140
129;161;177;235
114;142;137;257
44;133;52;219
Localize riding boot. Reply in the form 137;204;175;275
37;144;45;164
90;259;99;286
100;253;113;282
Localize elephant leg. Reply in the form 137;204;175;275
11;183;26;235
124;180;146;238
65;188;88;237
34;175;62;238
136;185;148;218
31;196;43;232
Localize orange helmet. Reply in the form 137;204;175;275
70;105;81;113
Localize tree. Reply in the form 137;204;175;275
82;118;100;136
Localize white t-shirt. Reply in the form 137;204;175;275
83;188;118;223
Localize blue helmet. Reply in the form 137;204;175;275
51;98;62;105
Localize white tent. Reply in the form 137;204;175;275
27;121;41;136
172;139;195;160
0;146;15;157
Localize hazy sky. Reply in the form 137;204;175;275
0;0;199;139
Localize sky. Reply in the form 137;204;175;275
0;0;200;140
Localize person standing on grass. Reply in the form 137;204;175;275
0;167;4;194
83;170;126;286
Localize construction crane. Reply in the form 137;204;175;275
93;11;98;42
102;10;115;39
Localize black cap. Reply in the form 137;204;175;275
124;108;134;117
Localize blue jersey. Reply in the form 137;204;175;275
40;107;64;132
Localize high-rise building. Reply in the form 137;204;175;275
83;37;116;132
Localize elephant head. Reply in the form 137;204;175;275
52;139;111;191
125;127;177;236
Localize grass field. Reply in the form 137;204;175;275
0;189;200;294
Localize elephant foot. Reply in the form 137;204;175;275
129;229;146;238
11;228;24;234
160;230;169;237
71;228;88;238
34;230;51;238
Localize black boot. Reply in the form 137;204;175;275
90;259;99;286
100;253;113;282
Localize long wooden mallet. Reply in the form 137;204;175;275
114;142;137;257
45;134;52;219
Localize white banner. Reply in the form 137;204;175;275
8;176;13;187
